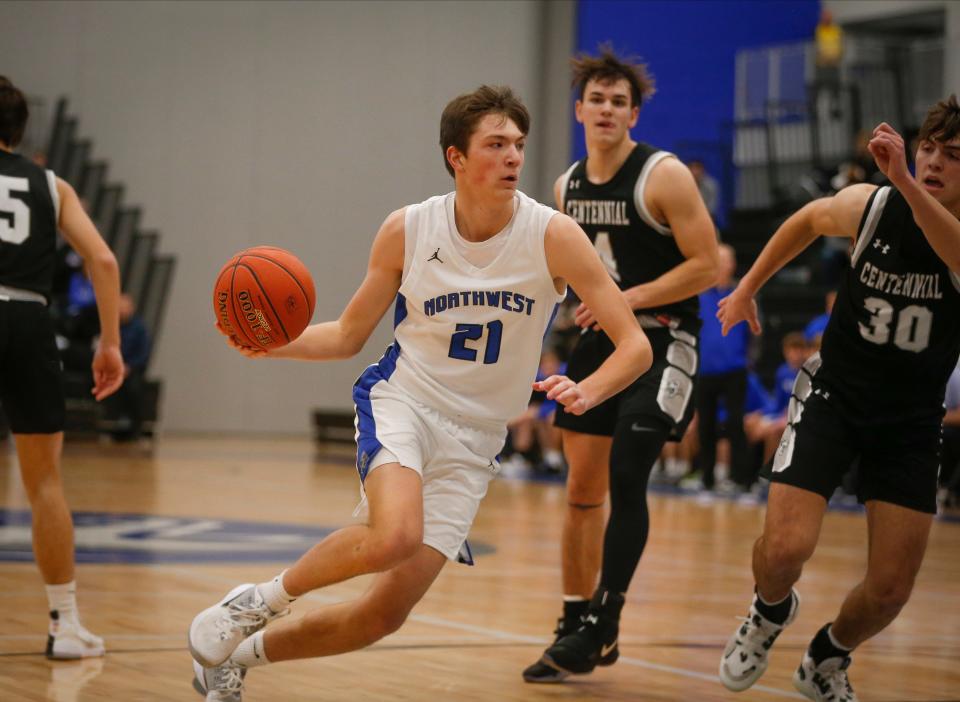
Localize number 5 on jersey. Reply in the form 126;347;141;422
449;320;503;364
0;175;30;245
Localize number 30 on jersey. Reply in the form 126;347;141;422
858;296;931;353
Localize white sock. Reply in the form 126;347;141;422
756;589;791;607
46;581;78;618
256;570;295;613
827;624;853;652
230;631;270;668
543;449;564;468
562;594;588;603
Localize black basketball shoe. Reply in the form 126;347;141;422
522;610;585;683
523;588;624;682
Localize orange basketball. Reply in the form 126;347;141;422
213;246;316;350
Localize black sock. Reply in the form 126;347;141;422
808;623;852;664
753;587;795;625
562;599;589;627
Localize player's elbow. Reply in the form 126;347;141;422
637;333;654;376
88;249;119;280
623;329;653;377
341;338;365;359
337;325;367;359
701;249;722;289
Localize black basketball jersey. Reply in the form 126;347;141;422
0;150;59;299
818;186;960;419
560;142;698;325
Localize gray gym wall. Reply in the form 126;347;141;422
2;0;575;434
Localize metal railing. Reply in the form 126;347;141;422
732;36;949;209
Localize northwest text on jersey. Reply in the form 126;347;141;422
423;290;536;317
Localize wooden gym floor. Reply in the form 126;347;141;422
0;436;957;701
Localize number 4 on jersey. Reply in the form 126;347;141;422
0;175;30;245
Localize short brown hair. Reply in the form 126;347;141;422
782;331;808;350
919;95;960;144
571;43;655;109
0;76;28;148
439;85;530;178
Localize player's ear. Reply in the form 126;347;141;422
446;145;465;173
574;100;585;125
628;104;639;128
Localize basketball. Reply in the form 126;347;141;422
212;246;316;349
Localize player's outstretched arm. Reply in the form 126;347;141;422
267;209;404;361
543;215;652;415
869;122;960;271
626;157;719;309
717;184;873;336
56;177;124;400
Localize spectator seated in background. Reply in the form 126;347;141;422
803;290;837;348
738;370;775;468
503;345;567;474
103;293;151;441
754;331;812;463
55;265;102;372
940;361;960;509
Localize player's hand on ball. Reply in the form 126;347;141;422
214;322;268;358
717;287;761;336
534;374;589;415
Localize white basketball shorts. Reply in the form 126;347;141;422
353;379;504;563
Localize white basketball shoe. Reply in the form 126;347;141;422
189;584;288;667
793;651;858;701
46;610;105;660
719;589;799;691
193;659;246;702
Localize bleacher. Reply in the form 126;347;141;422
44;98;177;437
723;35;940;386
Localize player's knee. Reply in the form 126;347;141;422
865;575;915;614
761;532;814;571
18;468;62;502
366;528;422;570
566;472;606;507
359;598;412;642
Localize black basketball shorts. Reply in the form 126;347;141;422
0;301;66;434
555;326;698;440
767;355;939;514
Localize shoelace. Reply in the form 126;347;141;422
216;600;289;636
813;665;854;700
211;665;245;694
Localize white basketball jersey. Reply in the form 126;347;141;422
362;191;564;428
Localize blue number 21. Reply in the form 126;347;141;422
448;320;503;364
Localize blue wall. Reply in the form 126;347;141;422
576;0;820;224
